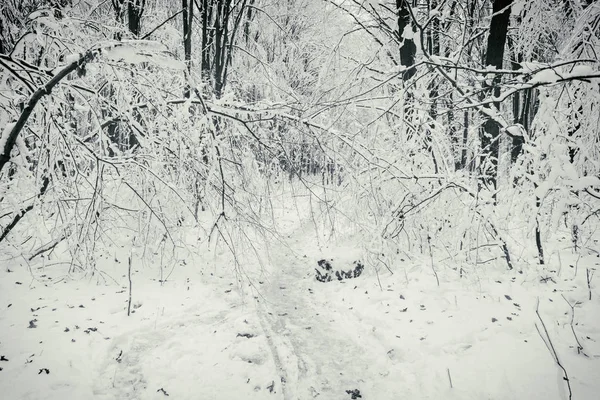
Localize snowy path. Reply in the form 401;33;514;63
255;265;391;399
4;209;598;399
252;220;408;400
258;271;376;400
247;209;600;400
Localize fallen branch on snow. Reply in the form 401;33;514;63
535;298;572;400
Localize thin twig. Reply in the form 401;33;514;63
0;176;50;243
375;267;383;291
561;295;586;356
141;9;185;40
127;255;133;317
28;236;66;261
376;254;394;275
535;298;572;399
587;268;594;301
123;182;173;243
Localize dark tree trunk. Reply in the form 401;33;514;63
0;15;6;54
213;0;226;98
200;0;211;79
567;105;582;164
510;87;534;164
507;36;539;165
426;0;440;173
460;110;469;170
112;1;145;39
182;0;193;98
244;0;256;44
479;0;512;191
453;0;478;170
213;0;247;98
112;0;125;39
508;37;523;164
127;0;145;37
396;0;416;80
191;0;248;97
427;0;440;115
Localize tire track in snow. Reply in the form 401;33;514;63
255;300;300;400
254;241;396;399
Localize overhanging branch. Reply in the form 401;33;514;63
0;48;100;175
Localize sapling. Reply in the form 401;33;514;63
587;268;594;301
127;255;132;317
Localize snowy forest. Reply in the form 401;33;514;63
0;0;599;399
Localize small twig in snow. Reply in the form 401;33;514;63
28;236;66;261
587;269;594;301
127;255;133;317
376;254;394;275
535;298;572;399
375;267;383;291
123;181;173;244
561;295;586;356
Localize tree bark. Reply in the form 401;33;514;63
200;0;211;79
480;0;512;191
128;0;146;37
0;50;99;175
183;0;193;98
0;175;49;243
396;0;416;80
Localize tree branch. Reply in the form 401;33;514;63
0;49;100;175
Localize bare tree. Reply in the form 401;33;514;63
112;0;146;38
183;0;193;98
397;0;417;80
128;0;146;37
480;0;512;192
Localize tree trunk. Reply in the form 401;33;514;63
200;0;211;79
480;0;512;191
396;0;416;80
128;0;145;37
244;0;256;45
426;0;440;173
182;0;193;98
460;110;469;170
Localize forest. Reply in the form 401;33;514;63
0;1;599;399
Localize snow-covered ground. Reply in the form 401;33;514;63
1;192;599;400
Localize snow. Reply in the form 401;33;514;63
62;52;81;65
2;4;599;399
1;192;599;400
0;121;16;154
401;26;415;41
529;69;561;84
511;0;526;17
519;62;544;73
568;65;596;77
566;176;600;191
28;9;51;20
504;124;525;137
526;64;598;85
103;41;186;70
564;65;599;82
430;55;442;64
